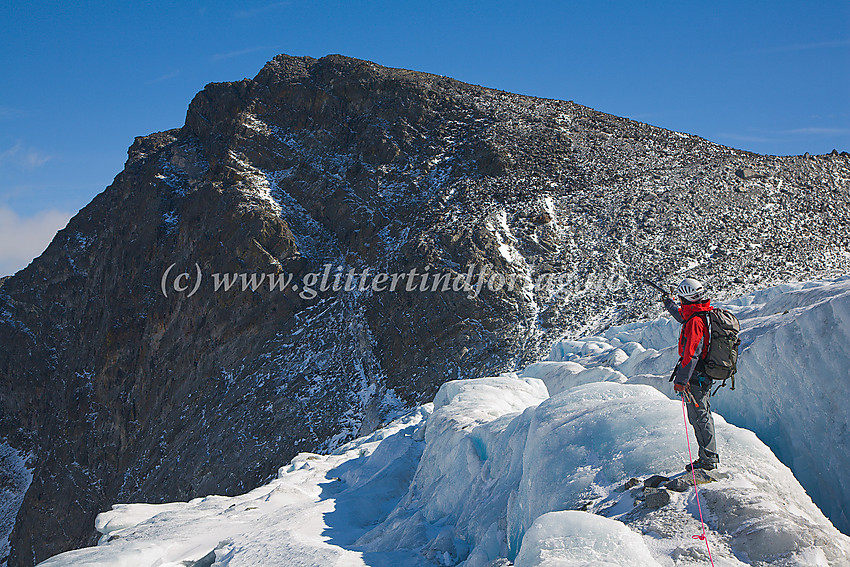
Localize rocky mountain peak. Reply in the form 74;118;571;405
2;53;849;565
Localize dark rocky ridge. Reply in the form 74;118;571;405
1;53;849;565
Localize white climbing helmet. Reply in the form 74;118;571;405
677;277;706;302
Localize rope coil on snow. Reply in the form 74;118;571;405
680;393;716;566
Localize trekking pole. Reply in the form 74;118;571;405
643;279;669;296
679;393;715;566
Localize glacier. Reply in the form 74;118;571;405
37;278;850;566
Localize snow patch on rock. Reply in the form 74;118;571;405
0;442;33;567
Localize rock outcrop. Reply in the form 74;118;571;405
1;53;849;565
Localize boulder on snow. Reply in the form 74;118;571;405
184;550;217;567
623;477;641;490
665;469;719;492
643;474;669;488
644;487;671;509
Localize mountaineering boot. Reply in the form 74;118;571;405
686;458;717;472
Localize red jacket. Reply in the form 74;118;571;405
665;299;712;384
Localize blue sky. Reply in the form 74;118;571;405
1;1;848;276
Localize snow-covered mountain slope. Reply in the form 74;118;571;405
38;279;850;566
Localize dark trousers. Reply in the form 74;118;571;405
687;377;719;463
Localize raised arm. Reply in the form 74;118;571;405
664;297;684;324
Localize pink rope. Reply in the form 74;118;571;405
681;393;716;566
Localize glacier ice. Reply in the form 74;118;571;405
513;510;662;567
550;276;850;535
35;278;850;566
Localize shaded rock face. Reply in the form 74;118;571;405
1;53;849;565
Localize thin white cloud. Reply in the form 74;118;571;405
25;150;52;168
758;38;850;53
0;142;53;169
211;45;277;61
783;127;850;135
0;142;21;160
0;142;23;161
717;126;850;144
809;113;848;120
0;106;22;119
146;70;180;85
233;2;290;19
0;206;73;277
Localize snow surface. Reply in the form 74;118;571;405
37;279;850;566
39;408;432;567
513;511;661;567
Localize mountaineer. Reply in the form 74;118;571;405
664;278;720;471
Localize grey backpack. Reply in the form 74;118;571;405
696;308;741;390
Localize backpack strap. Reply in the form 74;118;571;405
712;379;726;396
669;358;682;382
699;311;712;356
